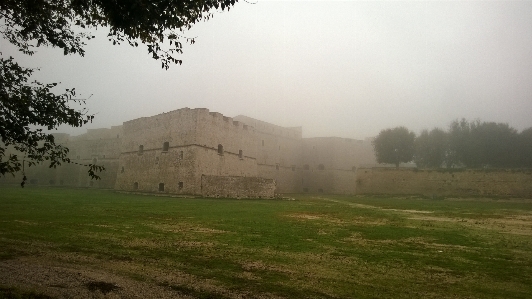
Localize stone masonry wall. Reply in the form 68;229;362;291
355;168;532;198
116;108;261;196
201;175;275;198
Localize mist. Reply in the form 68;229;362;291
4;0;532;139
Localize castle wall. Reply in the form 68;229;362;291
233;115;303;193
201;175;275;198
115;108;264;196
300;137;374;194
0;128;121;188
355;168;532;198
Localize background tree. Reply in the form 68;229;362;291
372;126;416;168
470;121;519;168
518;127;532;168
414;128;448;168
1;0;238;185
447;118;474;168
447;119;520;168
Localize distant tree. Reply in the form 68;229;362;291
470;121;519;168
518;127;532;168
447;119;520;168
372;127;416;168
1;0;238;185
414;128;448;168
447;118;474;168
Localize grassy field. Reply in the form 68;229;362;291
0;186;531;298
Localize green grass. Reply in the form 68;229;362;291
1;187;531;298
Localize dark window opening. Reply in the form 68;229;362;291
180;151;184;159
178;182;183;189
138;145;144;155
218;144;224;155
159;183;165;192
163;141;169;152
318;164;325;170
262;140;264;146
155;157;159;164
291;165;296;171
121;166;124;173
103;155;105;158
117;134;119;138
276;164;279;170
239;150;243;159
304;164;309;170
133;182;139;190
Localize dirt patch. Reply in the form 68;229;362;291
85;281;121;294
0;257;189;299
150;223;229;234
285;213;322;220
408;213;532;236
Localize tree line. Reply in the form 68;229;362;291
372;119;532;169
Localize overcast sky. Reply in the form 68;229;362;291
4;0;532;139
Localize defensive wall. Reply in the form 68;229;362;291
1;126;122;188
3;107;531;198
355;168;532;198
1;107;376;197
115;108;272;197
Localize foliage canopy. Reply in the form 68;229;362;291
372;126;416;168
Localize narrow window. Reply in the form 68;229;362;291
178;182;183;189
163;141;169;152
218;144;224;155
352;166;357;172
304;164;309;170
103;155;106;158
239;150;243;159
92;158;97;164
180;151;184;159
155;157;159;164
262;140;264;146
276;164;279;170
117;134;119;138
158;183;165;192
291;165;296;171
318;164;325;170
138;145;144;155
89;181;94;187
121;166;124;173
77;155;80;160
278;145;280;151
133;182;139;190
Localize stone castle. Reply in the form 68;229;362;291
3;108;378;197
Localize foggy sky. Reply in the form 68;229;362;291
4;0;532;139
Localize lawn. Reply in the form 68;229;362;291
1;186;531;298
